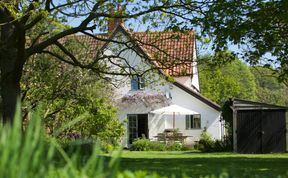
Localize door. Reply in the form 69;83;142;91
128;115;138;144
128;114;148;144
237;110;286;153
237;110;262;153
261;110;286;153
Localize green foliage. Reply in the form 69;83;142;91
203;0;288;83
129;138;193;151
199;54;257;106
195;131;214;152
129;138;151;151
0;106;124;178
148;141;166;151
0;105;186;178
181;144;195;151
251;66;288;106
22;54;125;145
195;132;232;152
165;143;182;151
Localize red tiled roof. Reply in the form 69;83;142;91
73;27;195;76
132;31;194;76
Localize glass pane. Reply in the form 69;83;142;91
190;117;194;129
185;115;190;129
194;117;201;129
131;76;139;90
190;114;201;129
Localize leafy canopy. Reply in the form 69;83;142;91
199;52;257;106
203;0;288;84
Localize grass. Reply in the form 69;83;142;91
115;151;288;178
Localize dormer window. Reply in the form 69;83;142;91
131;76;145;90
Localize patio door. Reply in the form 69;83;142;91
128;114;148;144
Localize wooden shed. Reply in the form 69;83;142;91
231;99;288;153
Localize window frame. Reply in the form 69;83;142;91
186;114;201;130
138;77;145;90
131;76;145;90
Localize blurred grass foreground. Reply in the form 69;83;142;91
0;105;165;178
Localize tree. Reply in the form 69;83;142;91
251;66;288;106
2;0;287;124
22;52;125;142
199;52;257;106
0;0;204;123
202;0;288;84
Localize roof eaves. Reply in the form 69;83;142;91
232;98;288;110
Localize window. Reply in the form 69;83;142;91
186;114;201;129
131;76;145;90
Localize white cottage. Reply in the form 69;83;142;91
78;22;223;147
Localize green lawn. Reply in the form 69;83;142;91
115;151;288;178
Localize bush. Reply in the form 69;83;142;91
130;138;151;151
149;141;166;151
181;144;195;151
195;131;215;152
213;137;233;152
195;131;232;152
166;143;182;151
130;138;187;151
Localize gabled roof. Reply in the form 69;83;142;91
75;24;195;76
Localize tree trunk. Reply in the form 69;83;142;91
0;72;21;124
0;11;26;124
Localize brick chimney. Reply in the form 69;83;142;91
108;4;123;33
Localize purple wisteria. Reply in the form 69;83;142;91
121;91;171;107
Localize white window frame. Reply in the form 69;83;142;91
138;77;145;90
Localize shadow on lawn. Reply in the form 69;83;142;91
118;156;288;178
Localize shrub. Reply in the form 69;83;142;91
181;144;195;151
196;131;215;152
195;131;233;152
130;138;186;151
100;142;114;153
130;138;151;151
149;141;166;151
166;143;182;151
213;137;233;152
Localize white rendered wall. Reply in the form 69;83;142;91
191;40;200;92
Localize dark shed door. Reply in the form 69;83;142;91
237;110;286;153
237;110;262;153
261;110;286;153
